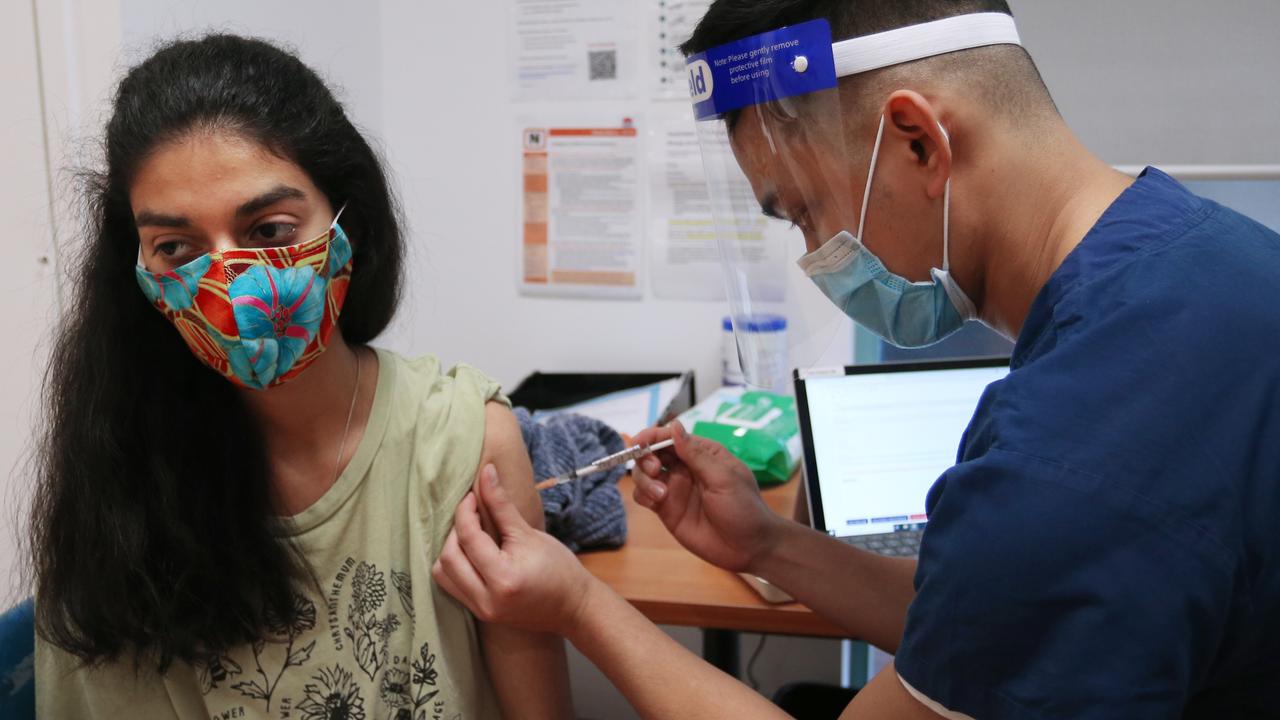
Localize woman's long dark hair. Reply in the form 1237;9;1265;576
29;34;404;671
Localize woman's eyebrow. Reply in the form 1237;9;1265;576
236;185;307;218
135;211;190;228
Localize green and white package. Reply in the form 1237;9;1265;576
677;387;802;486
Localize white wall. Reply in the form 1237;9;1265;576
1009;0;1280;165
118;0;385;138
0;0;122;604
0;0;60;604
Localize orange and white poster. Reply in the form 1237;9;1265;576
521;121;643;298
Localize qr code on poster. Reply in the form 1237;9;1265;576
588;49;617;81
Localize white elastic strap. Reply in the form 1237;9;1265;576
936;122;952;271
833;12;1021;78
857;114;887;240
942;179;951;271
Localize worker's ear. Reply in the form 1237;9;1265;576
883;90;951;201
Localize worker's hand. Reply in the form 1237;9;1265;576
433;464;596;636
631;421;782;573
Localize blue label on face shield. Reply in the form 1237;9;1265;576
688;19;838;121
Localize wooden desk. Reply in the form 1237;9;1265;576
579;474;847;639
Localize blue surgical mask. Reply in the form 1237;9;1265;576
797;115;977;348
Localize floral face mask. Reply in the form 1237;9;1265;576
135;211;354;390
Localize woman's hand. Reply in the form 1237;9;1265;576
631;421;783;573
433;464;596;636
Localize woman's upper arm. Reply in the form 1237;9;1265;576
475;402;573;718
478;401;544;531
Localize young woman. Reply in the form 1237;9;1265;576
30;34;571;719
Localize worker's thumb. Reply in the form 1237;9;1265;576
477;464;528;538
669;420;718;475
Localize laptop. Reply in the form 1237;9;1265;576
793;358;1010;558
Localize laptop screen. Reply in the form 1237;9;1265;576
797;360;1009;538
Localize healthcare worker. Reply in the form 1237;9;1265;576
434;1;1280;717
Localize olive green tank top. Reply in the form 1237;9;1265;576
37;349;507;720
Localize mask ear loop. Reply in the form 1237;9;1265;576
756;103;781;157
332;202;349;228
857;115;888;240
933;122;978;320
937;122;952;273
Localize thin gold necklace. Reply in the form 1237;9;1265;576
333;349;363;483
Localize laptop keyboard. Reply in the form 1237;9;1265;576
839;529;922;557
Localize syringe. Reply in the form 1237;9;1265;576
534;439;676;490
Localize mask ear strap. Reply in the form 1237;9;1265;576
936;122;952;272
332;202;349;228
756;103;780;157
858;115;887;240
942;179;951;272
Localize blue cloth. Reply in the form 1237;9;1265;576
514;408;628;552
897;168;1280;719
0;599;34;719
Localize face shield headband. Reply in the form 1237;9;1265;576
689;13;1022;122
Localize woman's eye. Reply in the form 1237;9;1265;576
252;222;299;245
155;240;189;258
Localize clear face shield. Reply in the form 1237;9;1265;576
686;14;1021;387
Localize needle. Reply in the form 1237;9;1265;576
534;439;676;491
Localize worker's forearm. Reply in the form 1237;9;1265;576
566;578;788;720
751;521;917;653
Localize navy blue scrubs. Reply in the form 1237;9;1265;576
896;168;1280;719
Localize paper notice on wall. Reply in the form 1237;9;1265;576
509;0;635;100
648;111;780;301
652;0;714;99
521;121;643;299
